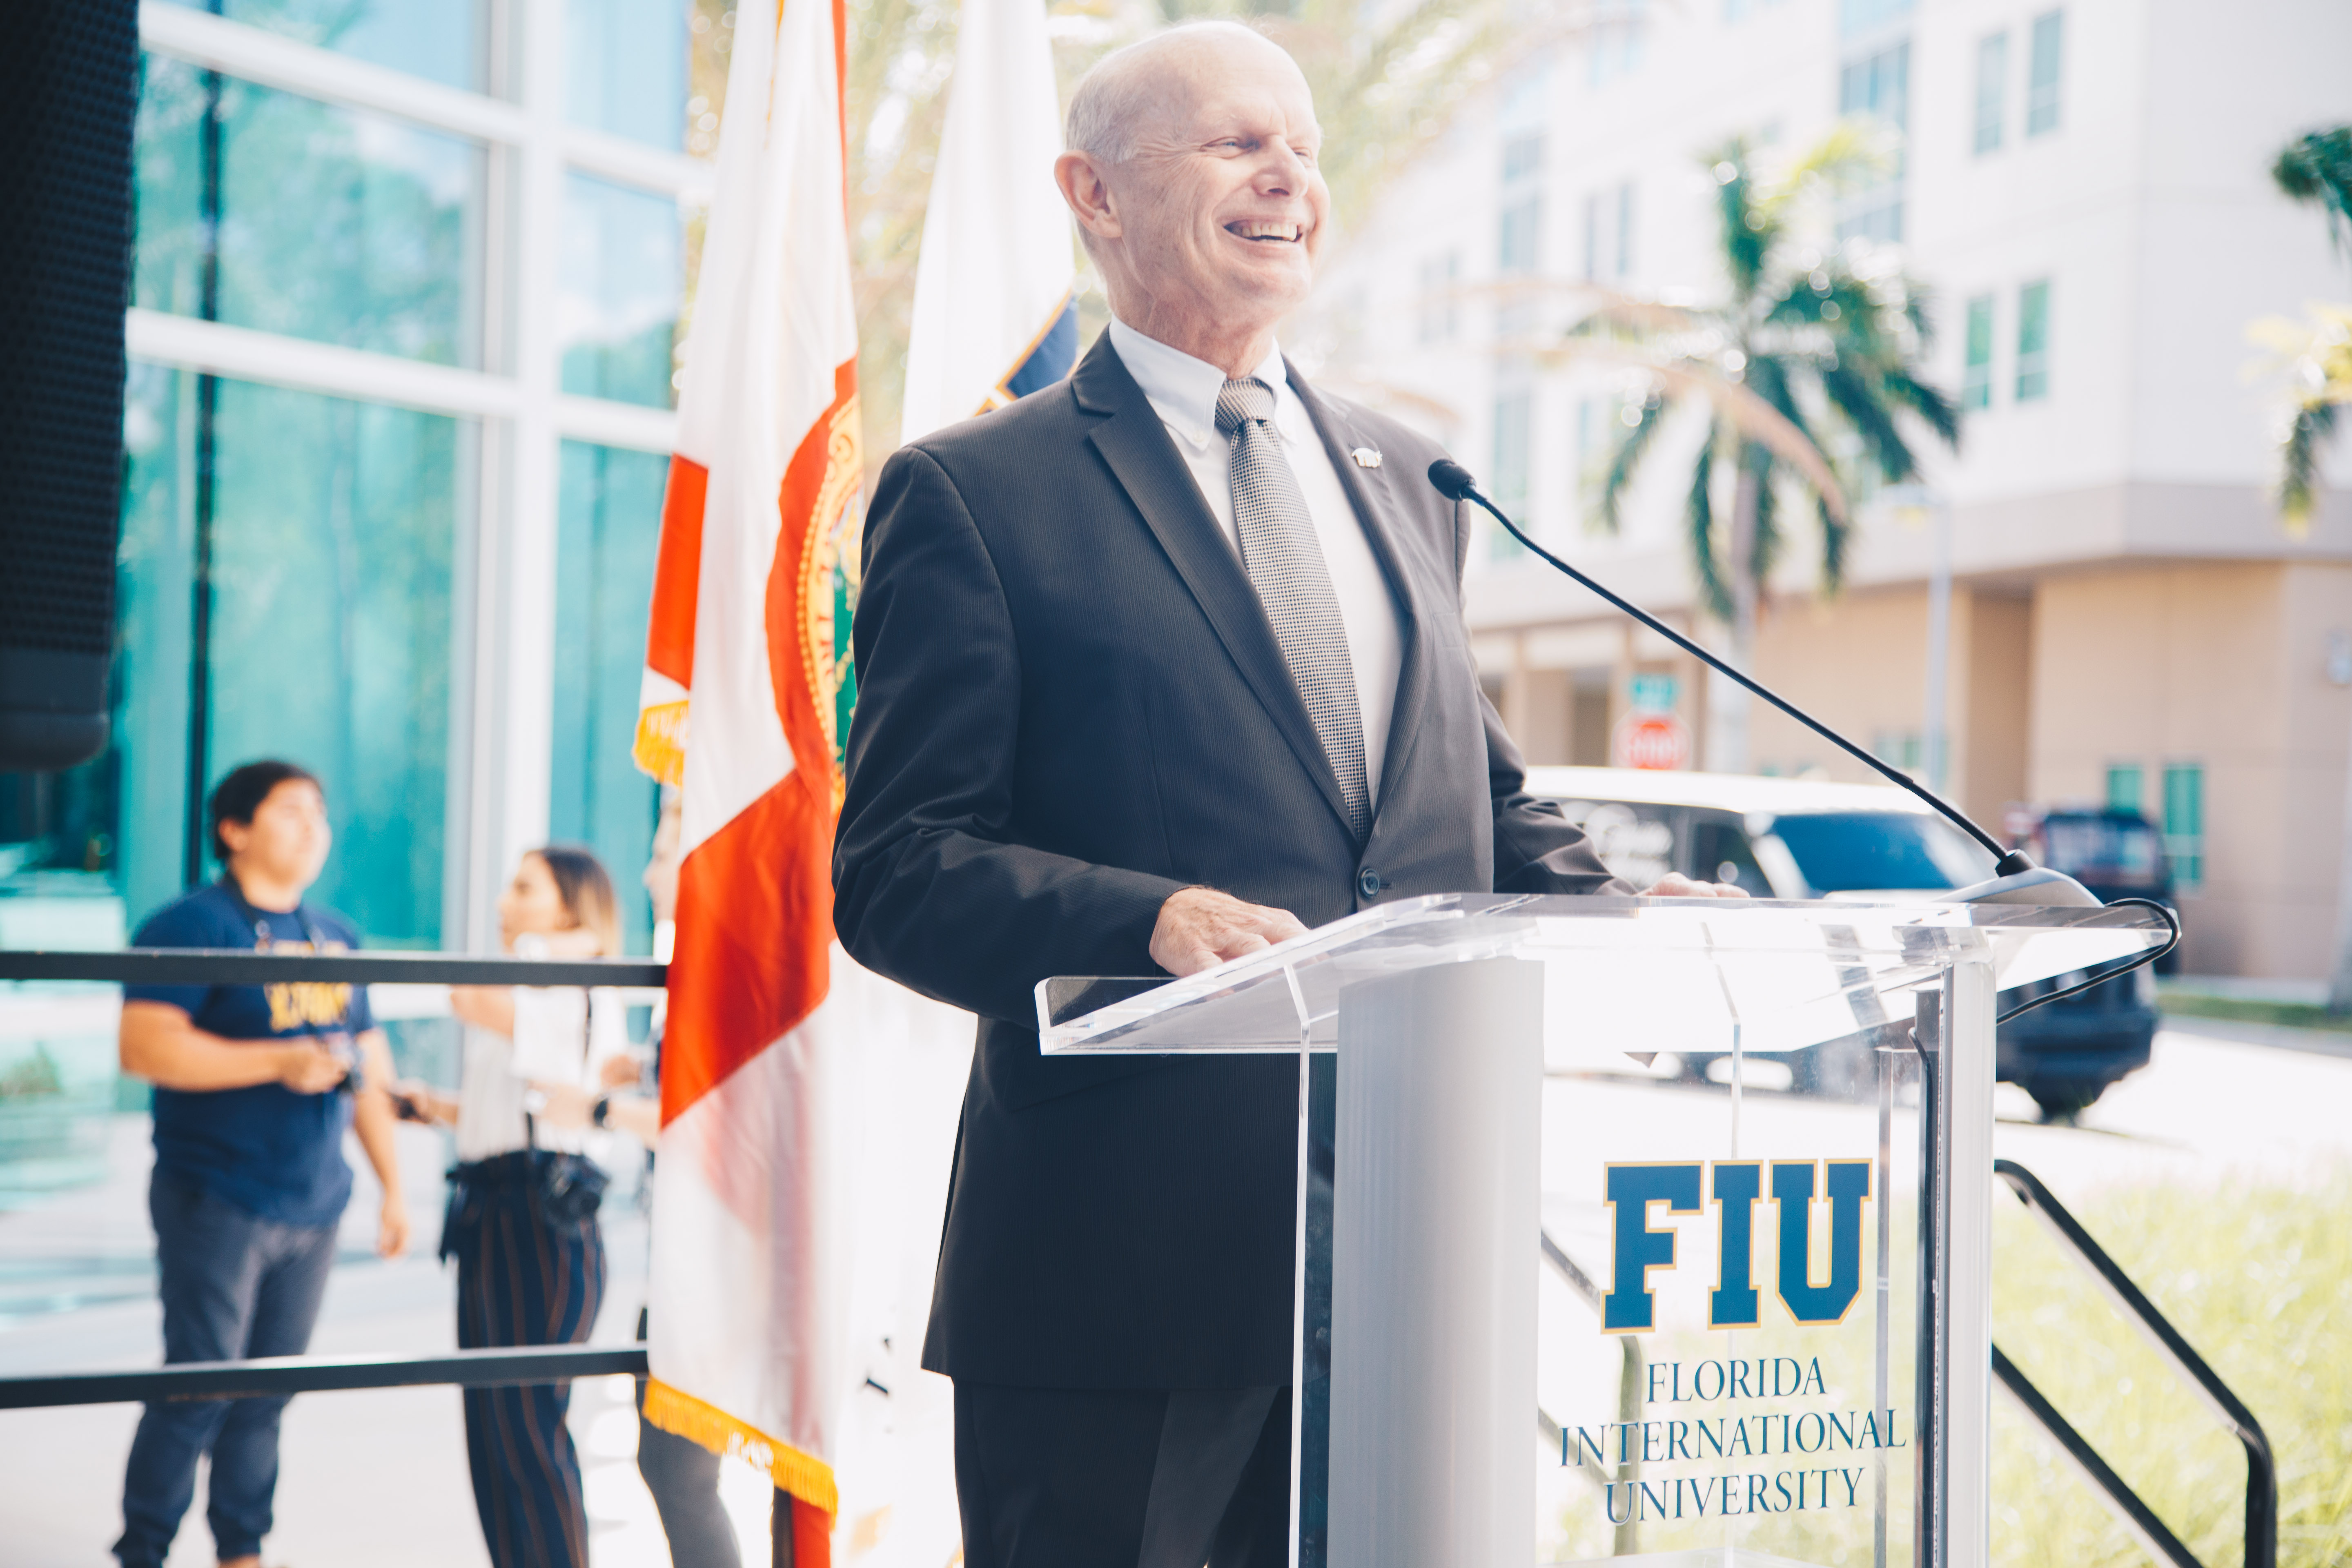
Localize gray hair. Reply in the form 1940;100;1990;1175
1064;20;1278;163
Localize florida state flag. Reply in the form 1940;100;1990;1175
631;0;864;1556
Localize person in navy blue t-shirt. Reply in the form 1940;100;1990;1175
111;760;408;1568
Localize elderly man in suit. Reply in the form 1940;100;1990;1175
834;20;1738;1566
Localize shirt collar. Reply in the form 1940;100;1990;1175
1107;318;1310;452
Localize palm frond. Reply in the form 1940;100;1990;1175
2273;126;2352;259
1541;339;1849;522
1816;491;1851;597
1706;138;1771;300
1685;430;1733;622
1746;443;1784;591
1819;359;1920;483
1884;368;1962;451
1902;281;1938;352
1760;120;1887;210
1566;285;1711;338
2279;399;2341;535
1595;390;1671;535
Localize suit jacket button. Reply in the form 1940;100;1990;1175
1357;867;1382;899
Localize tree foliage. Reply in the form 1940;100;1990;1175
1572;131;1958;624
2259;125;2352;532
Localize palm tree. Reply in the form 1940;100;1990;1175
2264;127;2352;530
2263;128;2352;1010
1575;131;1960;773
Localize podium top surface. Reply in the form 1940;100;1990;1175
1037;891;2169;1058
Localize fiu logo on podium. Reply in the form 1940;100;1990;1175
1602;1161;1872;1332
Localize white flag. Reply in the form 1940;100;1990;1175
898;0;1078;445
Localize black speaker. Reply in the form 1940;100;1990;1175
0;0;138;772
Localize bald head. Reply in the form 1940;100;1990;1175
1066;22;1306;165
1054;22;1329;375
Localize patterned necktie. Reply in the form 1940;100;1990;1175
1215;376;1371;840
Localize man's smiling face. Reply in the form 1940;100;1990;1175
1096;33;1329;349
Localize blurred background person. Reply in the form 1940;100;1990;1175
112;759;408;1568
394;846;627;1568
608;798;741;1568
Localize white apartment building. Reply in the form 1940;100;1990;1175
1305;0;2352;977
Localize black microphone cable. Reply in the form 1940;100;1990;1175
1995;897;2178;1024
1425;458;2179;1020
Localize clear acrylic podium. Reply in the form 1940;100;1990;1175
1038;892;2170;1568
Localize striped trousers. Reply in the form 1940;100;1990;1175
446;1155;608;1568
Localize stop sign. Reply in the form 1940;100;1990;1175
1612;711;1691;771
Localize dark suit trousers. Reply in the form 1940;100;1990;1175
954;1381;1291;1568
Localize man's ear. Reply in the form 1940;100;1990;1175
1055;149;1122;243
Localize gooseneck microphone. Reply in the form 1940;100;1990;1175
1428;458;2025;872
1425;458;2178;1017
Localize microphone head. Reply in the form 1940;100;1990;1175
1427;459;1479;501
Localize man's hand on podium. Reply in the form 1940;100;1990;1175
1644;873;1751;899
1151;887;1312;979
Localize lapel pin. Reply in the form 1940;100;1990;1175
1350;447;1383;469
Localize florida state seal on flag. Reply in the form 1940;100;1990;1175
628;0;870;1556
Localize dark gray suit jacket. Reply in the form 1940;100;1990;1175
833;331;1621;1390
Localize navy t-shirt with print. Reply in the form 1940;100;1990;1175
125;882;374;1229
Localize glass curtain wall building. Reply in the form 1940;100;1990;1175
27;0;699;955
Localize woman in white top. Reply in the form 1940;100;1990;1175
394;845;628;1568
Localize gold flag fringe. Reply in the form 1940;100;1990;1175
641;1376;840;1515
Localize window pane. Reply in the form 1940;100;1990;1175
2105;764;2143;814
2027;10;2064;136
2161;764;2202;887
135;57;485;367
1839;0;1915;34
1501;134;1544;183
551;441;668;955
104;374;463;945
205;383;460;944
1615;182;1637;276
155;0;487;91
1492;389;1533;538
567;0;690;148
110;364;200;922
561;174;684;406
1497;196;1542;276
1973;32;2007;154
1962;294;1994;410
2016;278;2050;401
1835;40;1910;243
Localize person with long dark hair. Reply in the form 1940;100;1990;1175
396;845;626;1568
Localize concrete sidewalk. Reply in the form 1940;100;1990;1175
0;1118;775;1568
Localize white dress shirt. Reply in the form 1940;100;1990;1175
1107;318;1405;807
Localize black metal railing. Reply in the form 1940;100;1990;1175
0;1344;647;1409
0;946;841;1554
0;948;667;987
0;943;668;1412
1991;1158;2277;1568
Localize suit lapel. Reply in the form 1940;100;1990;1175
1289;365;1435;832
1075;336;1357;837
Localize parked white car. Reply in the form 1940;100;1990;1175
1523;765;1996;900
1525;766;2157;1118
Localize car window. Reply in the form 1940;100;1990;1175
1552;799;1677;888
2041;815;2164;883
1687;815;1774;898
1766;812;1995;893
